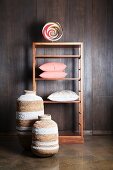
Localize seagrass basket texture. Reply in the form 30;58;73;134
16;90;44;149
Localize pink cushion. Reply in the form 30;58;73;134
39;72;67;79
39;62;67;71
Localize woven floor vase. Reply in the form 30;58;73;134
16;90;44;149
31;114;59;157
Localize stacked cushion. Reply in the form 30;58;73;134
39;72;67;79
39;62;67;79
39;62;66;72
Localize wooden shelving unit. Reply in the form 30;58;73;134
32;42;84;144
35;78;81;81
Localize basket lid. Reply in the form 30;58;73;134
17;90;43;101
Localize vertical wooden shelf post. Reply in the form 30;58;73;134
32;43;36;91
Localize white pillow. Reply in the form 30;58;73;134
47;90;79;101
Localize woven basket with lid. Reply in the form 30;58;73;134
31;114;59;157
16;90;44;149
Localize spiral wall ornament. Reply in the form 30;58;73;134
42;22;63;41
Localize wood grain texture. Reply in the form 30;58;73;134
0;0;113;133
35;0;85;133
92;0;113;131
83;0;93;132
0;0;36;132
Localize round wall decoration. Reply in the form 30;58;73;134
42;22;63;41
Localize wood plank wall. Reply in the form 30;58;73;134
0;0;113;134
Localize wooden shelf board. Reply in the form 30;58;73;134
33;42;83;46
44;100;80;104
35;55;81;58
35;78;81;81
59;130;80;135
59;136;84;144
59;131;84;144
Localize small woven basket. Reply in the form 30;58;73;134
31;114;59;157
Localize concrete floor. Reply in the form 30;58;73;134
0;136;113;170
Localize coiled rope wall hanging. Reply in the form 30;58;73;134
42;22;63;41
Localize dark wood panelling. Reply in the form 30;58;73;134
35;0;90;131
0;0;113;133
0;0;36;132
83;0;93;131
92;0;113;131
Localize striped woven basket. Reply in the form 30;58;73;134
31;114;59;157
16;90;44;149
